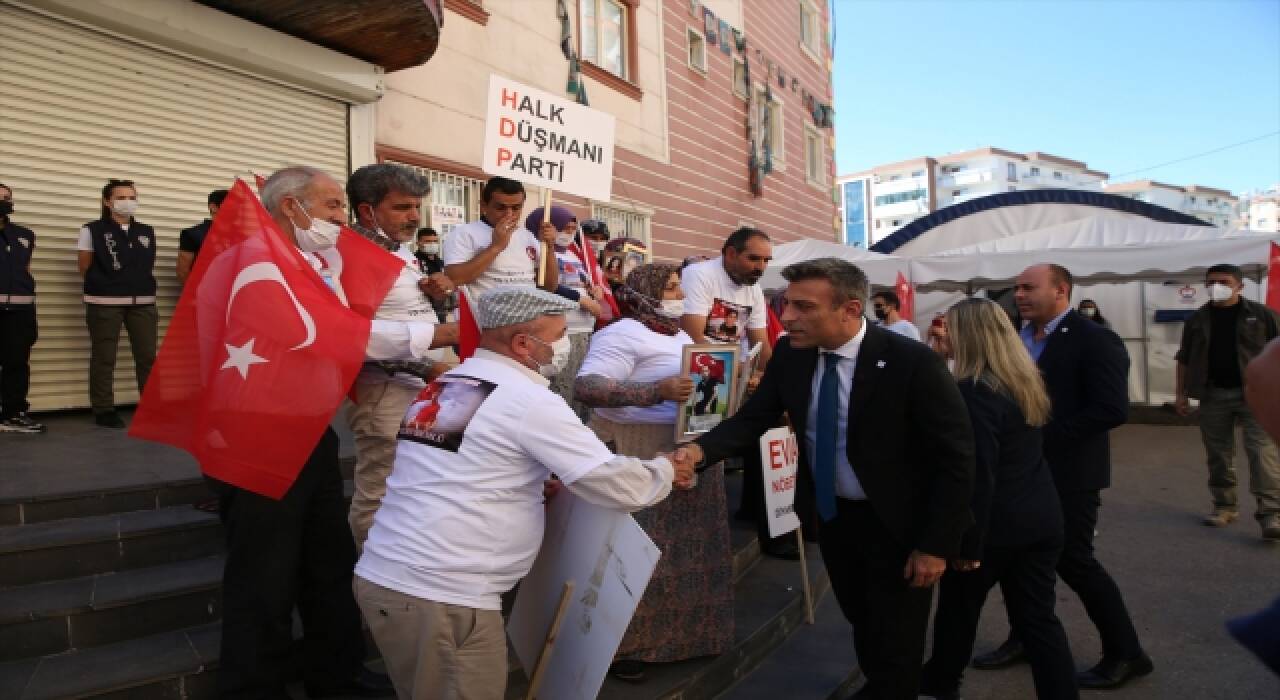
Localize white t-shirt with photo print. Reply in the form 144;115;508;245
680;256;766;351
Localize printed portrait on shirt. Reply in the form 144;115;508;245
704;298;750;344
399;375;497;452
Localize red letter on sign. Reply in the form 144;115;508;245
499;117;516;137
501;88;518;109
769;440;784;470
496;148;512;167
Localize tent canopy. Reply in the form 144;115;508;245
934;216;1270;256
760;239;907;290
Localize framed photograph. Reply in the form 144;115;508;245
602;243;648;283
675;344;742;441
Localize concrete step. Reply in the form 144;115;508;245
718;593;862;700
0;506;223;588
0;556;223;662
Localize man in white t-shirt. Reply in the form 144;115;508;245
354;286;693;699
344;164;462;552
680;227;774;365
872;290;922;341
442;177;558;298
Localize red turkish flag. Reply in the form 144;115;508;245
765;305;785;348
1267;242;1280;313
456;288;482;361
129;181;401;499
895;271;915;322
693;351;725;381
569;234;620;325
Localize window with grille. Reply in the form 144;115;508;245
591;200;652;251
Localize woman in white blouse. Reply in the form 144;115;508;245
575;263;734;682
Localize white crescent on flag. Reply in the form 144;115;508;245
226;261;317;351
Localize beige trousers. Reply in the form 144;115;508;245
354;577;507;700
346;380;422;551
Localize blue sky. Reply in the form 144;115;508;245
832;0;1280;193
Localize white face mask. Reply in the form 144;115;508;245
528;334;572;377
1208;283;1234;303
419;243;441;256
590;240;605;254
112;199;138;217
288;198;342;252
556;233;575;247
660;299;684;318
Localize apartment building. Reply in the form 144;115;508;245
1103;180;1238;228
838;148;1108;247
378;0;838;261
1241;187;1280;232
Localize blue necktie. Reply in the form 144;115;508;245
814;353;840;521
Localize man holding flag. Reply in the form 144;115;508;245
131;166;447;698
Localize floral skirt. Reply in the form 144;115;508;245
590;416;734;662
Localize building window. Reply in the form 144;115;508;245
910;169;924;178
732;58;748;98
804;125;826;186
843;180;866;247
1009;186;1017;192
591;200;652;250
753;86;785;168
581;0;629;79
952;190;962;197
875;220;882;229
687;28;707;73
874;189;926;206
1007;162;1017;180
1030;166;1040;176
1053;171;1063;180
385;160;485;238
891;219;900;227
799;0;823;58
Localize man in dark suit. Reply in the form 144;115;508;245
671;257;975;699
972;263;1152;689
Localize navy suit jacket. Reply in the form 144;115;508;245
696;324;976;558
1035;309;1130;492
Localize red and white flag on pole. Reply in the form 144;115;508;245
895;271;915;322
456;287;482;361
1266;242;1280;313
129;181;401;498
570;231;620;325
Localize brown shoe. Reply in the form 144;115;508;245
1202;508;1238;527
1261;514;1280;542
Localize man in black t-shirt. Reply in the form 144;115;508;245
176;189;228;284
1175;263;1280;540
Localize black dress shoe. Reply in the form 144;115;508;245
94;411;125;429
971;638;1025;669
1076;653;1154;689
761;538;801;560
306;668;396;698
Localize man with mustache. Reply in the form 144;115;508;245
680;227;773;361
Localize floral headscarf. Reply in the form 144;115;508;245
615;263;681;336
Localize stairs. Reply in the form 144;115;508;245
1;417;852;699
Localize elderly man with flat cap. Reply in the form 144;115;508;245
354;286;693;699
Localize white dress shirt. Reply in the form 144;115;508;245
804;322;868;501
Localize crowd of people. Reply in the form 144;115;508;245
1;165;1278;700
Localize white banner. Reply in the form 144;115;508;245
482;74;616;202
760;427;801;538
508;491;659;700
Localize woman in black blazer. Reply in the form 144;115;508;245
920;298;1078;700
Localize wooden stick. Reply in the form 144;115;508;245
536;188;553;287
525;580;575;700
795;526;815;625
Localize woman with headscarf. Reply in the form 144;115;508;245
574;263;734;682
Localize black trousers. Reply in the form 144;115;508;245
819;499;934;700
0;305;36;418
922;537;1078;700
1001;489;1142;661
212;428;366;699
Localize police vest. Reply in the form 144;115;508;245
0;221;37;304
83;218;158;303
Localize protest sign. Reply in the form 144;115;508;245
482;74;617;202
509;491;660;700
760;426;801;538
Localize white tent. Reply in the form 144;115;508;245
760;239;907;290
933;216;1269;257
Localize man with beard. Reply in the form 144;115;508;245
680;227;773;363
345;163;459;551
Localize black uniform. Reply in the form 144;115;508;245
0;218;38;420
179;219;213;259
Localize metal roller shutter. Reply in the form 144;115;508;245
0;4;349;411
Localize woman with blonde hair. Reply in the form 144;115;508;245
920;298;1078;700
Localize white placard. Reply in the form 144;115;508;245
508;491;660;700
760;427;801;538
482;74;616;202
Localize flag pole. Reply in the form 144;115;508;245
537;188;554;287
795;525;815;625
525;580;575;700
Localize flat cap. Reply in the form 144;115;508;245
475;286;579;330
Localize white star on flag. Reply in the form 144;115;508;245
222;338;268;379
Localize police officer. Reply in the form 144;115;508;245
176;188;228;284
77;179;158;429
0;183;45;433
